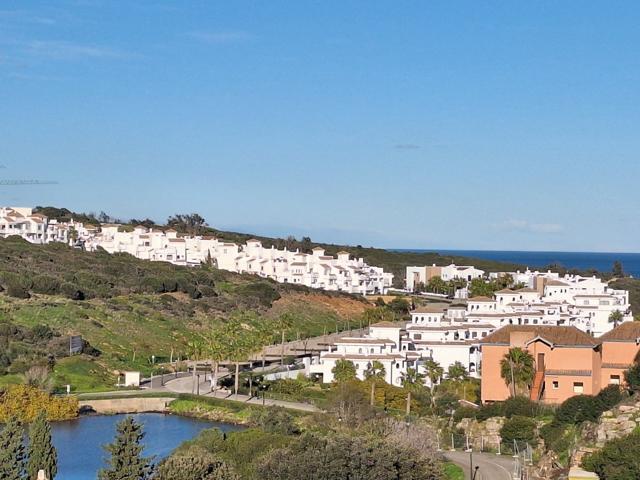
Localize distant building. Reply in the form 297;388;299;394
406;264;485;291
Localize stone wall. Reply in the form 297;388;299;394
455;417;504;451
592;397;640;447
79;397;172;414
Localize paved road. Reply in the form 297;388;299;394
445;451;516;480
162;374;319;412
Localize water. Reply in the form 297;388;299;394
394;249;640;277
52;413;242;480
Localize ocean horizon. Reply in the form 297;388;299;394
391;249;640;277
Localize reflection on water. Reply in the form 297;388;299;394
52;413;241;480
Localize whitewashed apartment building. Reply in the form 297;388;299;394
0;208;393;295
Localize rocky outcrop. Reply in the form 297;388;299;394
593;399;640;447
455;417;504;451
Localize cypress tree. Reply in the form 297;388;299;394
0;416;26;480
98;416;153;480
27;411;57;480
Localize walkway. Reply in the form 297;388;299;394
444;451;517;480
162;374;320;412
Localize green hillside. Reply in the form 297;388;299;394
0;237;369;392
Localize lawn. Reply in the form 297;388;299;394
443;462;464;480
52;355;117;393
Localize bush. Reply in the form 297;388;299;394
0;384;78;421
596;385;624;411
31;275;61;295
156;446;239;480
540;421;571;454
249;406;299;435
500;415;538;448
60;283;85;300
582;430;640;480
476;402;505;421
625;364;640;393
6;275;30;298
503;396;548;419
555;395;602;425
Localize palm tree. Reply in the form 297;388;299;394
275;313;295;366
401;367;425;416
224;312;267;396
609;310;624;329
206;325;230;394
427;276;447;294
364;360;386;406
447;361;468;382
500;347;535;397
332;359;357;383
186;339;205;394
423;358;443;407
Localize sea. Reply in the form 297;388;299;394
393;250;640;278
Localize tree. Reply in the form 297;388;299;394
426;276;447;294
424;359;444;390
469;278;497;297
187;338;206;394
609;310;624;328
166;213;208;235
275;313;295;366
362;307;395;327
364;360;386;406
612;261;624;278
401;368;425;416
500;347;535;397
500;416;537;450
582;430;640;480
447;361;469;382
496;273;514;290
332;359;357;383
206;326;230;394
625;363;640;393
0;417;25;480
98;416;153;480
27;411;57;480
223;312;267;396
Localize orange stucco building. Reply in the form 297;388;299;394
480;323;640;404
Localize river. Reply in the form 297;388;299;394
52;413;242;480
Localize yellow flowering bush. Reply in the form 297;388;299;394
0;385;78;422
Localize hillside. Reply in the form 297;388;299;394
35;206;526;286
0;237;369;392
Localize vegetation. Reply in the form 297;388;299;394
500;347;535;397
0;417;25;480
582;430;640;480
0;385;78;422
26;411;58;480
98;416;153;480
500;415;538;449
0;237;370;390
155;447;239;480
331;359;357;383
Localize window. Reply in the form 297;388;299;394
414;333;422;340
552;381;559;389
472;332;477;338
610;375;621;385
573;382;584;393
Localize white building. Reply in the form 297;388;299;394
0;207;393;296
406;264;485;292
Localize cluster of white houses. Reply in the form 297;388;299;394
310;268;633;387
0;207;393;295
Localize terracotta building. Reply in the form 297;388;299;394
480;323;640;404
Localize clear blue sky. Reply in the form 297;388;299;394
1;1;639;252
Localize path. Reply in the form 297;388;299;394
444;451;517;480
162;375;320;412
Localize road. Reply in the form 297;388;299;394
444;451;516;480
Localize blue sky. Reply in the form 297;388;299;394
1;1;639;252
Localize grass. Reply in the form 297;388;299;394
51;355;117;393
0;374;23;387
443;462;465;480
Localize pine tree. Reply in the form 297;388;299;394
27;411;57;480
98;416;153;480
0;416;26;480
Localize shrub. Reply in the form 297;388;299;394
555;395;602;425
539;421;571;454
5;276;30;299
625;364;640;393
0;385;78;422
476;402;505;421
249;406;299;435
31;275;61;295
503;396;548;419
596;385;624;411
156;446;239;480
500;415;538;448
60;283;85;300
453;406;478;423
582;430;640;480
